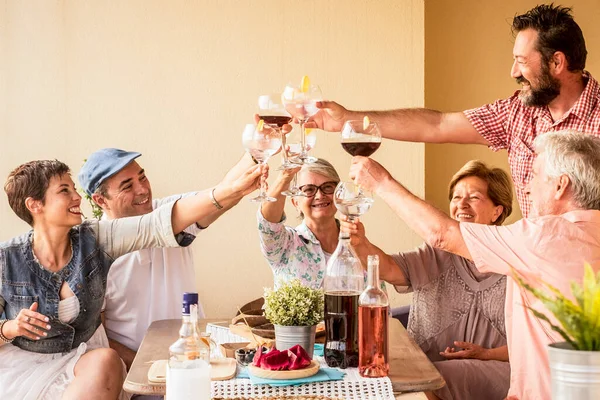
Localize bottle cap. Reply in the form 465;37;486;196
182;292;199;315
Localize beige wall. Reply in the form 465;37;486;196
0;1;424;316
424;0;600;221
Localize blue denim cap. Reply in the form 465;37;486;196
79;148;142;196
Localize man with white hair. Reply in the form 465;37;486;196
346;130;600;399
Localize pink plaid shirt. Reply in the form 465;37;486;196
464;71;600;216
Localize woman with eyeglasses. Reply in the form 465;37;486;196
257;158;340;289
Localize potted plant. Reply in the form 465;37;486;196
264;279;324;359
515;263;600;399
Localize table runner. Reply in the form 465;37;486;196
207;324;395;400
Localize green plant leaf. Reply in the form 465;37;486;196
264;279;324;326
512;263;600;351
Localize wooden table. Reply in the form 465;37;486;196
124;318;444;397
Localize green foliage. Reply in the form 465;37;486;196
514;263;600;351
81;190;104;219
264;279;324;327
79;159;103;219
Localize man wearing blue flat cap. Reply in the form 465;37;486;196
79;148;259;377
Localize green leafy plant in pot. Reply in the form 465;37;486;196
264;279;324;359
515;263;600;399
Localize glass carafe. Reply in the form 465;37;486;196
323;226;364;369
358;255;389;377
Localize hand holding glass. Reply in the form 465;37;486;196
281;81;322;164
242;123;282;202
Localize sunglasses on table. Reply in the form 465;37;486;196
297;181;339;197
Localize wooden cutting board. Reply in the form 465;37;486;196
147;358;237;384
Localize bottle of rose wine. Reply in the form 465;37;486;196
358;255;390;378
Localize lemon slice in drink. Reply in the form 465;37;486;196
305;128;313;135
363;116;370;131
300;75;310;93
257;119;265;131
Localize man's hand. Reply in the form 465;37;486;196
339;216;368;250
4;302;51;341
305;101;350;132
348;156;393;195
439;341;489;360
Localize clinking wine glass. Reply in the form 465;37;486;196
281;125;317;197
257;94;295;170
341;119;382;198
281;77;322;164
341;119;382;157
242;122;282;202
333;181;374;222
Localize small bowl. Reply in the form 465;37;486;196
235;346;269;366
235;348;256;366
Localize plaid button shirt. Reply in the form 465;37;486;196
464;71;600;216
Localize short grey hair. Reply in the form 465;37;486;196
300;158;340;183
533;130;600;210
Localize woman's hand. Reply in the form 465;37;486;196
3;302;51;341
231;164;267;196
439;341;488;360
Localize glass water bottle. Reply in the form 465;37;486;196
166;292;211;400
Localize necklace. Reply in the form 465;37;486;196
30;234;74;272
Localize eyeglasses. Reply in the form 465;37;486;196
298;181;338;197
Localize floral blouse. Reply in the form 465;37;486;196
257;209;330;289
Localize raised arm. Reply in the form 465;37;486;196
171;162;264;234
339;216;408;286
349;156;471;260
261;166;301;223
193;153;261;228
308;101;489;145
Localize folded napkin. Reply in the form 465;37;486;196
313;343;324;357
242;367;345;387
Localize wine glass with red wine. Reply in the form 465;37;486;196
341;120;382;157
258;94;295;170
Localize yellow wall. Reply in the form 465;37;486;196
0;1;424;316
424;0;600;221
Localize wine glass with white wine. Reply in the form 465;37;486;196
242;121;282;202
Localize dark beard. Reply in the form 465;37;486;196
517;64;561;107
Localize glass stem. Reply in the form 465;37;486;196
290;172;299;193
339;217;355;239
280;129;289;165
299;120;307;161
260;161;268;197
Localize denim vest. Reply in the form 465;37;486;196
0;222;112;354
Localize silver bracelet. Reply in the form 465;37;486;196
0;319;14;343
210;188;224;210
